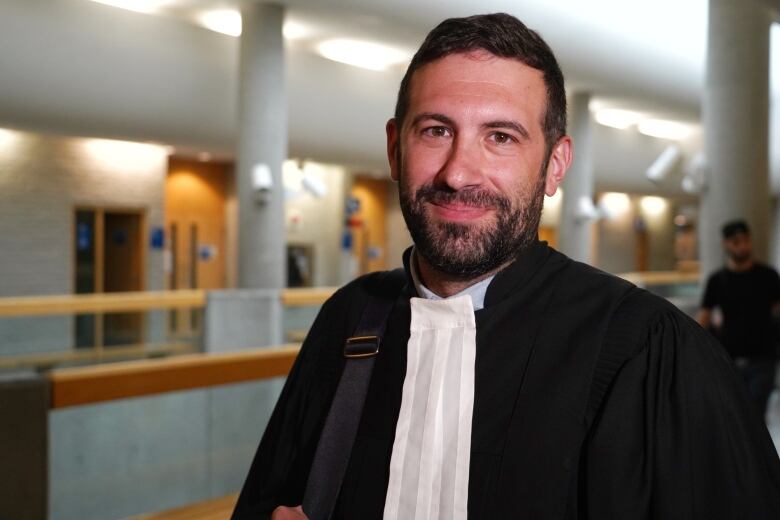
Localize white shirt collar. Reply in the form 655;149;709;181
409;249;493;311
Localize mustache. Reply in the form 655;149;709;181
414;184;510;211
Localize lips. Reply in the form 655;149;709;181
429;201;492;222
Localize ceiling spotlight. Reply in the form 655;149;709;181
317;39;411;71
638;119;692;140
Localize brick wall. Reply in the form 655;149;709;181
0;130;166;354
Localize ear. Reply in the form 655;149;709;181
544;135;573;197
386;118;400;182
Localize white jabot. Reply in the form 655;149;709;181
383;295;476;520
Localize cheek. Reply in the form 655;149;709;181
487;158;542;195
402;143;447;183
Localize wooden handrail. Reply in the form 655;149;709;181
282;287;337;307
0;342;196;370
48;345;300;409
0;287;337;317
617;271;700;287
0;290;206;317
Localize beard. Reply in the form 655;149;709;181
727;249;751;264
399;163;547;280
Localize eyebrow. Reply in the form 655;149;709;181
410;113;530;141
410;112;455;128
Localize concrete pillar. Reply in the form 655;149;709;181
700;0;770;277
237;3;287;289
559;92;594;263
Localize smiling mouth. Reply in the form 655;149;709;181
429;201;492;221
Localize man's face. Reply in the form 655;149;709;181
386;51;571;278
724;232;752;263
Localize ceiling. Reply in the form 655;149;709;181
0;0;777;194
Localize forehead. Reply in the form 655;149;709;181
406;51;548;125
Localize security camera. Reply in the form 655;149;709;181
575;196;602;221
646;145;681;183
301;174;328;198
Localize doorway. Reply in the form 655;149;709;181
74;208;146;348
165;158;231;338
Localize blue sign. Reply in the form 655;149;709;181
150;227;164;249
77;223;91;251
345;196;361;216
341;230;353;251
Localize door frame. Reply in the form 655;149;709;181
72;206;148;349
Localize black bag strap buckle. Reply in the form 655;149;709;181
343;335;380;358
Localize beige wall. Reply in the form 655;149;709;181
595;192;677;273
0;129;167;353
283;161;347;286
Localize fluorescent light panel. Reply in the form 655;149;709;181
91;0;169;14
317;39;410;71
638;119;692;140
594;108;642;129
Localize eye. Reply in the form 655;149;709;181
422;126;451;138
490;132;516;145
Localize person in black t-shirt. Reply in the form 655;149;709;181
699;219;780;417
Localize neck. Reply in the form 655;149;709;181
414;252;509;298
728;257;754;272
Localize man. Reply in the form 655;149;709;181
698;219;780;417
234;14;780;519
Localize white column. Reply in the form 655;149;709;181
559;92;594;263
236;3;287;289
700;0;770;276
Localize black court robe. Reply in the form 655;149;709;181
233;242;780;519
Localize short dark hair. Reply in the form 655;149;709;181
394;13;567;152
722;219;750;239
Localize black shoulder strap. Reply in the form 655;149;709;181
302;269;407;520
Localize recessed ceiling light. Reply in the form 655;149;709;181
599;192;632;219
90;0;170;15
640;196;667;216
0;128;19;148
83;139;168;169
198;9;242;37
638;119;692;140
316;39;411;71
594;108;642;130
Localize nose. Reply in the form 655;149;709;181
433;136;485;191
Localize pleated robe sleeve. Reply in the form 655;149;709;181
232;290;350;519
582;306;780;519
